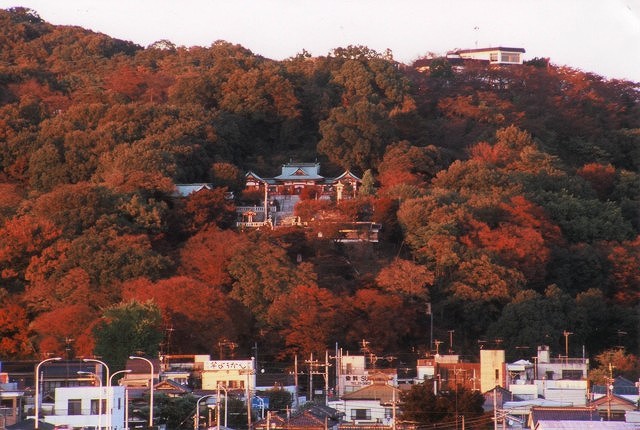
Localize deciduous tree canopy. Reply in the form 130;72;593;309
0;7;637;362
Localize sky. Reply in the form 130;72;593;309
1;0;639;82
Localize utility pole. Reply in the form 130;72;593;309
426;303;434;354
434;340;443;355
448;330;455;354
307;353;315;402
391;383;396;430
325;350;330;406
294;355;299;409
563;330;573;364
306;352;331;405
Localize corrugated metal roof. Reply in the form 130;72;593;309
536;420;639;430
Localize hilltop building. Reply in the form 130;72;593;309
447;46;526;65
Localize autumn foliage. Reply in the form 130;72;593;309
0;7;637;362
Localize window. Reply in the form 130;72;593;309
500;53;520;63
351;409;371;420
490;53;498;62
68;399;82;415
562;370;583;380
90;399;106;415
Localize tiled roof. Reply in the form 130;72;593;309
326;170;361;184
589;393;637;408
592;376;639;395
529;406;599;427
342;382;399;404
255;409;340;430
274;163;324;181
7;418;55;430
174;183;212;196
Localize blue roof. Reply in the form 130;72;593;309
274;163;324;181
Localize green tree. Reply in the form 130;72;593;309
358;169;376;197
318;100;393;170
154;393;198;430
400;384;484;425
264;387;292;414
92;300;163;369
227;236;316;324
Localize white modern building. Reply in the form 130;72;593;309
447;47;525;64
43;385;126;430
506;346;589;405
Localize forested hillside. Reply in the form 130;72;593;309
0;8;638;369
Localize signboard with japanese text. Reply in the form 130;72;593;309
203;360;254;371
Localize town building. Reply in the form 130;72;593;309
201;359;256;392
447;46;526;65
416;354;481;392
43;385;126;430
506;346;589;406
328;374;399;426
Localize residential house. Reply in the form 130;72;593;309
254;405;341;430
589;394;638;422
336;353;398;398
592;376;640;405
122;358;160;389
328;374;399;426
527;406;600;429
159;354;210;388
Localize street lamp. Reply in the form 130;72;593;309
83;359;110;430
240;368;256;430
110;370;132;430
129;356;154;428
35;357;62;429
78;371;103;430
216;384;228;430
194;395;216;430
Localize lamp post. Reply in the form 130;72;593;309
84;359;110;430
110;370;132;430
194;395;216;430
78;371;103;430
240;367;256;430
34;357;62;429
216;384;228;429
129;356;154;429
